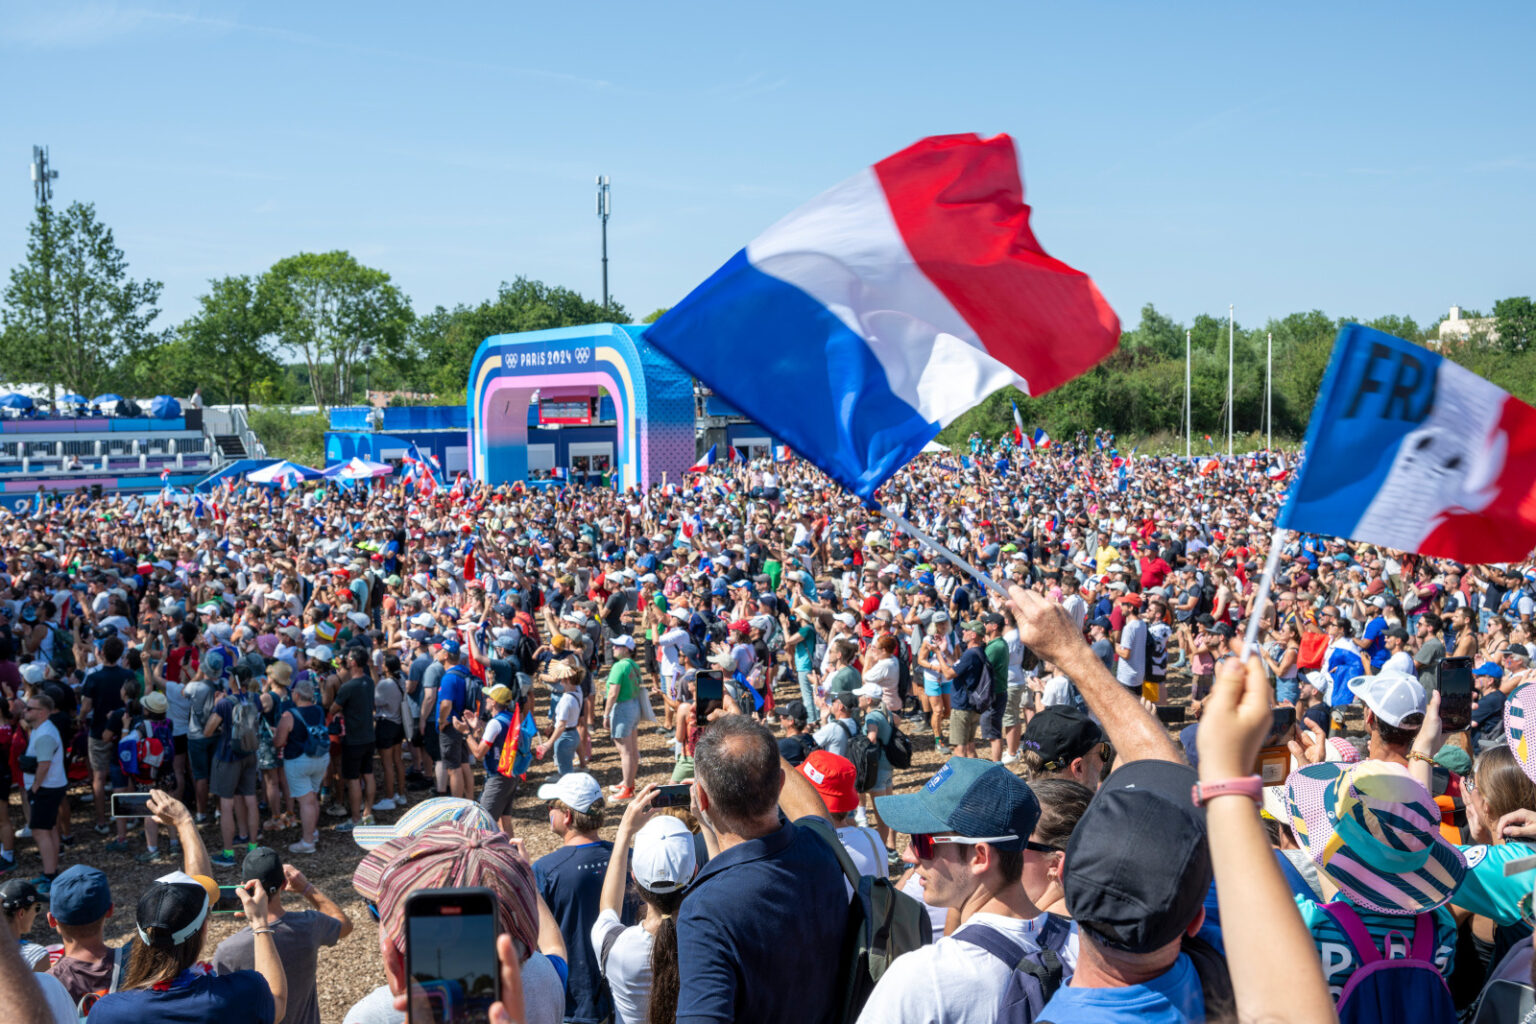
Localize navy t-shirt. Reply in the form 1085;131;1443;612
83;666;133;739
89;969;275;1024
950;647;988;712
535;841;614;1024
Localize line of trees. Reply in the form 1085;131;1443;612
3;199;1533;438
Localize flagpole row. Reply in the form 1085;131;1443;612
879;506;1011;601
1242;526;1290;657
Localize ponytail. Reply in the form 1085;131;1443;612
645;887;688;1024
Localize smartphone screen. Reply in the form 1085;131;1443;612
1154;705;1186;726
110;793;153;818
405;887;499;1024
695;670;724;725
651;784;693;809
1438;657;1474;733
1264;707;1297;747
211;885;245;915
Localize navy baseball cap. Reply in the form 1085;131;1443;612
875;757;1039;852
50;865;112;925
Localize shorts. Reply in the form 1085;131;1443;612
609;698;641;740
1002;684;1028;729
421;727;441;762
440;729;469;769
1275;678;1299;704
188;736;217;782
671;755;695;783
210;754;258;799
341;743;375;781
375;719;404;750
923;677;954;698
949;709;979;747
980;700;1005;742
479;772;518;819
283;753;329;798
172;734;189;757
872;762;893;793
89;738;115;774
28;785;66;831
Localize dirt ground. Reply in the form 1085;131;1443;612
11;664;1360;1022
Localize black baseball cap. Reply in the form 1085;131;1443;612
1021;707;1103;771
1063;760;1210;954
776;699;809;725
136;871;216;948
242;846;285;895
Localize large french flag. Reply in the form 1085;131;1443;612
646;134;1118;501
1280;324;1536;562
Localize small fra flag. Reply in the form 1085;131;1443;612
1031;428;1052;450
645;133;1118;501
1011;401;1024;446
1279;324;1536;562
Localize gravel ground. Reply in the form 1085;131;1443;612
10;664;1362;1022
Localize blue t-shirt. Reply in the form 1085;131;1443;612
950;647;988;712
1361;616;1388;670
1037;951;1206;1023
534;841;614;1024
89;969;275;1024
438;666;470;719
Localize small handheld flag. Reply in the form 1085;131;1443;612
1011;401;1024;447
1279;324;1536;562
689;444;717;473
1031;428;1052;450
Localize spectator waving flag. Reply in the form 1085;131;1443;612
645;133;1118;502
1031;428;1052;450
1011;401;1024;446
1279;324;1536;562
689;444;717;473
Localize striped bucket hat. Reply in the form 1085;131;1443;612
1504;683;1536;783
352;796;497;850
1285;760;1466;915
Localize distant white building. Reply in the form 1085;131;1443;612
1437;305;1499;346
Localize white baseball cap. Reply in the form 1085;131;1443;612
630;815;697;893
1351;671;1427;728
611;634;636;649
537;772;603;813
854;682;884;700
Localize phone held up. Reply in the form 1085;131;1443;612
405;887;500;1024
1253;706;1296;785
110;793;154;818
694;670;724;726
1437;657;1475;733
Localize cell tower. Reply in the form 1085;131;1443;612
30;146;58;206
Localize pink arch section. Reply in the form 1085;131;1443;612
477;370;628;480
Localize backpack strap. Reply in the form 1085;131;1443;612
798;816;862;892
952;923;1027;968
1410;911;1437;961
1320;901;1383;964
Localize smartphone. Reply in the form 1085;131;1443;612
1263;706;1297;747
1438;657;1474;733
110;793;153;818
1254;706;1297;784
211;885;245;915
1154;705;1186;726
405;887;500;1024
695;670;724;725
651;784;693;809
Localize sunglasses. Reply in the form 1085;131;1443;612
908;833;1044;860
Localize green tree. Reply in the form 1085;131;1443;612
413;278;625;400
0;201;163;398
260;251;413;411
1494;297;1536;352
642;307;670;324
176;275;281;408
1121;303;1184;362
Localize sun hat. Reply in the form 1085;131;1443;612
1285;760;1466;914
136;870;219;947
141;691;169;715
1351;671;1427;728
1504;683;1536;781
353;823;539;958
630;815;698;894
875;756;1040;853
352;795;497;851
799;751;860;814
537;772;603;813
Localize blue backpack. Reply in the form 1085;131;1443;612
953;916;1073;1023
295;705;329;759
1321;903;1456;1024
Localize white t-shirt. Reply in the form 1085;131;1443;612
25;719;68;789
1115;617;1147;688
854;911;1080;1024
1383;651;1415;676
554;691;582;730
591;908;653;1024
836;823;888;899
1040;675;1075;708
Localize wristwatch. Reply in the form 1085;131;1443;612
1190;775;1263;806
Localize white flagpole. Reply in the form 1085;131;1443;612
881;506;1009;600
1185;329;1192;460
1227;303;1234;457
1266;331;1273;452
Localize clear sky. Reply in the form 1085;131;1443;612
2;1;1532;338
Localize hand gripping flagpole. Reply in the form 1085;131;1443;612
1242;526;1290;657
880;506;1011;601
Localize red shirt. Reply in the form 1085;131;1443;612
1139;556;1172;589
166;645;199;685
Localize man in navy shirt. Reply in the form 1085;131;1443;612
676;714;845;1024
533;772;613;1024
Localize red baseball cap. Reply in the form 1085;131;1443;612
799;751;859;814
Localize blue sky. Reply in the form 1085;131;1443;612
1;1;1532;338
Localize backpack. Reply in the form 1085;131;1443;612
1321;903;1456;1024
117;719;167;782
298;705;330;759
952;914;1075;1023
800;816;933;1024
76;941;131;1017
46;624;75;676
880;713;913;769
845;720;880;793
894;635;913;704
969;655;997;713
230;696;261;756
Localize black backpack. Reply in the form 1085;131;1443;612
800;817;933;1024
46;624;76;676
953;914;1074;1022
894;635;914;703
881;713;913;769
845;720;880;793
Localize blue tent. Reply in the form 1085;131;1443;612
92;394;123;406
0;394;34;411
149;395;181;419
59;393;87;404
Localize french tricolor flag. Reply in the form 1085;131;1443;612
646;134;1118;501
1011;401;1024;447
1031;428;1052;450
774;444;792;462
689;444;717;473
1281;324;1536;562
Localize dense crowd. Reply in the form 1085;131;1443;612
0;428;1531;1023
